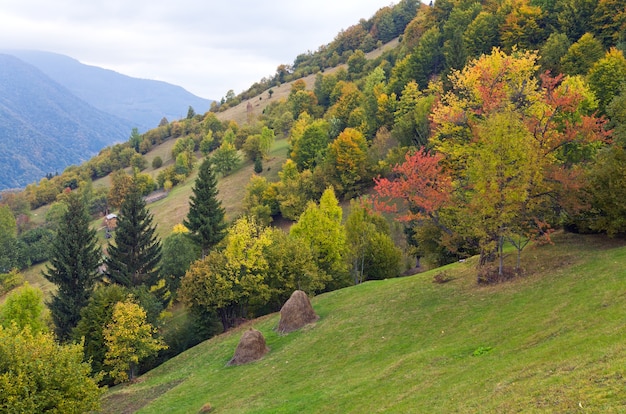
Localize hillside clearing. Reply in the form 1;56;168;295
101;232;626;413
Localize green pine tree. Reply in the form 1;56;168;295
183;158;227;256
106;186;161;288
43;191;102;342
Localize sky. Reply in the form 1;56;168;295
0;1;395;100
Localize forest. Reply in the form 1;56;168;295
1;0;626;410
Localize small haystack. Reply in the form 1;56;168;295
277;290;319;334
227;328;269;366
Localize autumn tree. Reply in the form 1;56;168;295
43;191;102;341
275;160;319;220
290;187;349;290
0;282;48;333
183;158;227;257
429;48;607;275
324;128;372;198
0;324;103;413
104;300;167;383
181;217;272;331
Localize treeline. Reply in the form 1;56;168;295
212;0;420;111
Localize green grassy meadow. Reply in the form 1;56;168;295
101;232;626;413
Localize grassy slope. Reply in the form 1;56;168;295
101;232;626;413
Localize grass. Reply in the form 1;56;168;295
100;232;626;413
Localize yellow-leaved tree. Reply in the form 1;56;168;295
104;300;167;383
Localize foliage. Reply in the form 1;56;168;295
0;324;103;413
584;146;626;235
290;187;349;290
345;200;402;284
211;141;240;176
106;186;162;288
160;231;201;297
0;269;23;296
104;300;167;383
243;175;279;226
43;191;102;341
587;48;626;114
560;32;605;75
0;282;48;333
183;158;226;256
73;284;128;383
324;128;372;198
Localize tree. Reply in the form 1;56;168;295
72;284;127;382
345;200;402;284
108;169;134;210
104;300;167;383
43;191;102;341
152;155;163;169
275;160;319;220
261;228;328;310
290;188;349;290
183;158;227;257
325;128;371;198
0;324;103;413
106;186;162;288
560;33;605;75
180;217;272;331
428;48;607;275
290;119;330;170
587;48;626;114
186;105;196;119
160;229;200;297
211;141;240;176
0;282;48;333
0;205;21;273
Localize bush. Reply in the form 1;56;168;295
152;156;163;169
0;269;23;295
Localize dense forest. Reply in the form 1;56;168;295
2;0;626;410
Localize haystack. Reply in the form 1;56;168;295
277;290;319;334
227;328;269;366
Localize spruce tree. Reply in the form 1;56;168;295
106;186;161;288
183;158;227;256
43;191;102;341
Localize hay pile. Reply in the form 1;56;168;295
277;290;319;334
227;328;269;366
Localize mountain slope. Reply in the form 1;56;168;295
0;54;131;189
6;50;213;131
102;233;626;413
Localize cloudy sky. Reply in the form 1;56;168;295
0;1;394;100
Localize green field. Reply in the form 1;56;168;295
101;232;626;413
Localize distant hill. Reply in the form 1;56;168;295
0;54;132;190
5;50;213;132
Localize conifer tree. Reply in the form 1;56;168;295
106;186;161;288
43;191;102;341
183;158;227;256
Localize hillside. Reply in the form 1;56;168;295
5;50;213;132
102;232;626;413
0;54;132;190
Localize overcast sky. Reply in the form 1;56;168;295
0;1;395;100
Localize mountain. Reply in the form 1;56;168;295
5;50;213;132
0;54;132;190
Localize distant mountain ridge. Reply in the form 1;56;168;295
5;50;213;132
0;54;132;190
